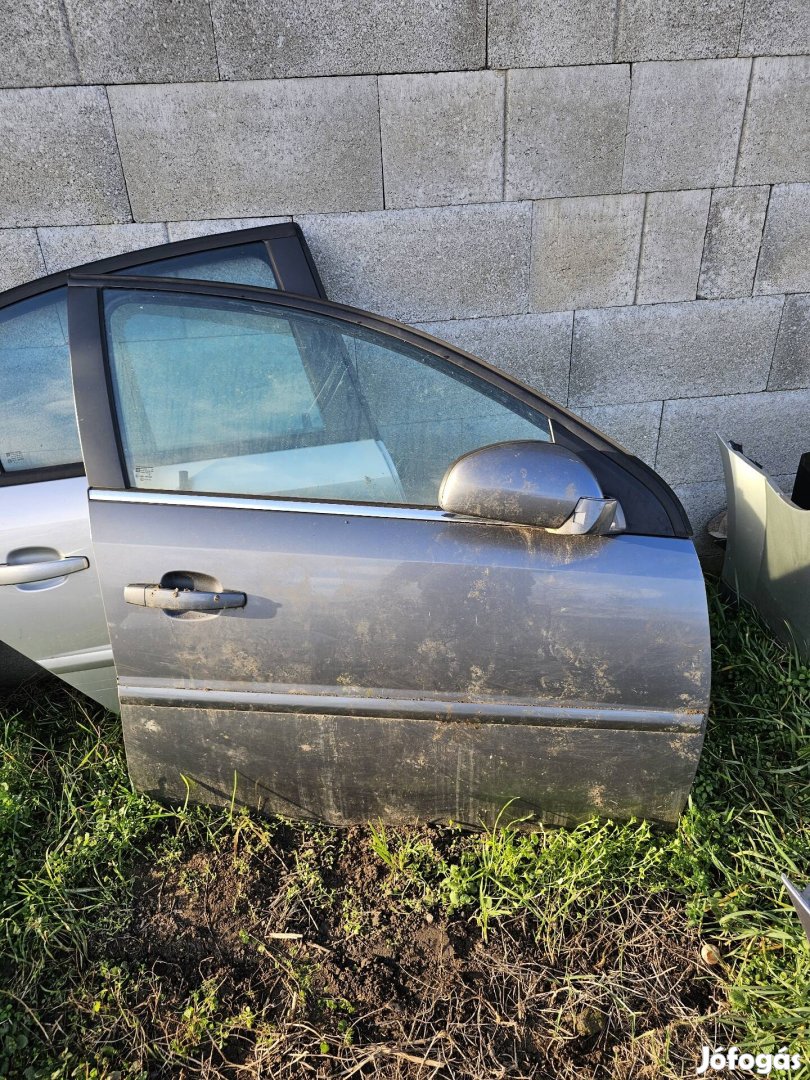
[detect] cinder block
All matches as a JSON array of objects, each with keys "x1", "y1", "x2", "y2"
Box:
[
  {"x1": 697, "y1": 187, "x2": 769, "y2": 300},
  {"x1": 0, "y1": 87, "x2": 130, "y2": 227},
  {"x1": 739, "y1": 0, "x2": 810, "y2": 56},
  {"x1": 754, "y1": 184, "x2": 810, "y2": 295},
  {"x1": 0, "y1": 0, "x2": 77, "y2": 88},
  {"x1": 414, "y1": 312, "x2": 572, "y2": 404},
  {"x1": 380, "y1": 73, "x2": 504, "y2": 209},
  {"x1": 768, "y1": 294, "x2": 810, "y2": 390},
  {"x1": 210, "y1": 0, "x2": 485, "y2": 78},
  {"x1": 614, "y1": 0, "x2": 744, "y2": 61},
  {"x1": 622, "y1": 59, "x2": 749, "y2": 192},
  {"x1": 0, "y1": 229, "x2": 46, "y2": 291},
  {"x1": 736, "y1": 57, "x2": 810, "y2": 186},
  {"x1": 656, "y1": 389, "x2": 810, "y2": 484},
  {"x1": 295, "y1": 203, "x2": 531, "y2": 322},
  {"x1": 505, "y1": 66, "x2": 630, "y2": 200},
  {"x1": 488, "y1": 0, "x2": 614, "y2": 67},
  {"x1": 530, "y1": 195, "x2": 644, "y2": 312},
  {"x1": 108, "y1": 80, "x2": 383, "y2": 222},
  {"x1": 37, "y1": 224, "x2": 169, "y2": 273},
  {"x1": 577, "y1": 401, "x2": 663, "y2": 466},
  {"x1": 64, "y1": 0, "x2": 218, "y2": 83},
  {"x1": 570, "y1": 297, "x2": 782, "y2": 405},
  {"x1": 636, "y1": 190, "x2": 711, "y2": 305},
  {"x1": 166, "y1": 218, "x2": 291, "y2": 241}
]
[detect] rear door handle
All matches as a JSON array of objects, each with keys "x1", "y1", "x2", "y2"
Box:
[
  {"x1": 0, "y1": 556, "x2": 89, "y2": 586},
  {"x1": 124, "y1": 584, "x2": 247, "y2": 612}
]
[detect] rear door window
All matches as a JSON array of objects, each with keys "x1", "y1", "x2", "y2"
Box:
[
  {"x1": 0, "y1": 290, "x2": 76, "y2": 472},
  {"x1": 115, "y1": 242, "x2": 277, "y2": 288},
  {"x1": 0, "y1": 230, "x2": 310, "y2": 481}
]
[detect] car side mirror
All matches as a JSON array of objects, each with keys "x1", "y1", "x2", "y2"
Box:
[{"x1": 438, "y1": 440, "x2": 625, "y2": 535}]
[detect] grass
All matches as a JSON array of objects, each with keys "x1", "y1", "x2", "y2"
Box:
[{"x1": 0, "y1": 583, "x2": 808, "y2": 1077}]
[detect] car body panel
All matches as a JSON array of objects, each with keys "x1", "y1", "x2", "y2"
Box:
[
  {"x1": 64, "y1": 274, "x2": 710, "y2": 824},
  {"x1": 93, "y1": 497, "x2": 708, "y2": 826},
  {"x1": 720, "y1": 437, "x2": 810, "y2": 661},
  {"x1": 91, "y1": 498, "x2": 709, "y2": 712}
]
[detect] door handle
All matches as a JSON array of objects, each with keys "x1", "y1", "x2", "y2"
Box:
[
  {"x1": 124, "y1": 583, "x2": 247, "y2": 612},
  {"x1": 0, "y1": 555, "x2": 89, "y2": 586}
]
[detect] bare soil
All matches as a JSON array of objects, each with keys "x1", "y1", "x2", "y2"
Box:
[{"x1": 84, "y1": 824, "x2": 723, "y2": 1079}]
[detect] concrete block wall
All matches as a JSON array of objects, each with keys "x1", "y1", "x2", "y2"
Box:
[{"x1": 1, "y1": 1, "x2": 808, "y2": 548}]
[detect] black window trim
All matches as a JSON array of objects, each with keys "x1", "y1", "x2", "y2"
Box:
[
  {"x1": 0, "y1": 222, "x2": 324, "y2": 488},
  {"x1": 67, "y1": 273, "x2": 691, "y2": 539}
]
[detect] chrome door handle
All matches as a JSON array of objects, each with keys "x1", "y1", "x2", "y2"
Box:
[
  {"x1": 0, "y1": 556, "x2": 89, "y2": 586},
  {"x1": 124, "y1": 584, "x2": 247, "y2": 612}
]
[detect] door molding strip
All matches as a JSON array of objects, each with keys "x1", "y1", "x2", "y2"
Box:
[
  {"x1": 43, "y1": 645, "x2": 115, "y2": 675},
  {"x1": 118, "y1": 683, "x2": 704, "y2": 734}
]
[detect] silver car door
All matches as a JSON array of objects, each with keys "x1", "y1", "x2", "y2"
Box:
[
  {"x1": 0, "y1": 225, "x2": 324, "y2": 708},
  {"x1": 68, "y1": 275, "x2": 710, "y2": 826}
]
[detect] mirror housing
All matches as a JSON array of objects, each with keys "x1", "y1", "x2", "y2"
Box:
[{"x1": 439, "y1": 440, "x2": 624, "y2": 535}]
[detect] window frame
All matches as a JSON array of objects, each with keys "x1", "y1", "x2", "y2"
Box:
[
  {"x1": 67, "y1": 273, "x2": 691, "y2": 538},
  {"x1": 0, "y1": 223, "x2": 324, "y2": 488}
]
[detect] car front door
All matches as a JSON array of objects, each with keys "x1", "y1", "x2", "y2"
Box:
[
  {"x1": 0, "y1": 226, "x2": 324, "y2": 707},
  {"x1": 67, "y1": 274, "x2": 710, "y2": 826}
]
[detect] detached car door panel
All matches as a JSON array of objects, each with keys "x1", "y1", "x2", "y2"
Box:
[
  {"x1": 0, "y1": 225, "x2": 324, "y2": 706},
  {"x1": 68, "y1": 276, "x2": 710, "y2": 826}
]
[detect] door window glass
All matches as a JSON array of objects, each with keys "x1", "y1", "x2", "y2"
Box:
[
  {"x1": 342, "y1": 331, "x2": 552, "y2": 504},
  {"x1": 0, "y1": 290, "x2": 78, "y2": 472},
  {"x1": 0, "y1": 242, "x2": 278, "y2": 474},
  {"x1": 103, "y1": 290, "x2": 552, "y2": 506}
]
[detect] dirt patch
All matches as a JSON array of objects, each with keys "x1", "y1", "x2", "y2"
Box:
[{"x1": 69, "y1": 821, "x2": 726, "y2": 1078}]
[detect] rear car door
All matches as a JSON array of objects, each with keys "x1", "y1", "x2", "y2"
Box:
[
  {"x1": 0, "y1": 225, "x2": 323, "y2": 708},
  {"x1": 68, "y1": 275, "x2": 710, "y2": 826}
]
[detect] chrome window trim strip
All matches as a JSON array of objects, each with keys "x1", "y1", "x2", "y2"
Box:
[{"x1": 90, "y1": 487, "x2": 469, "y2": 523}]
